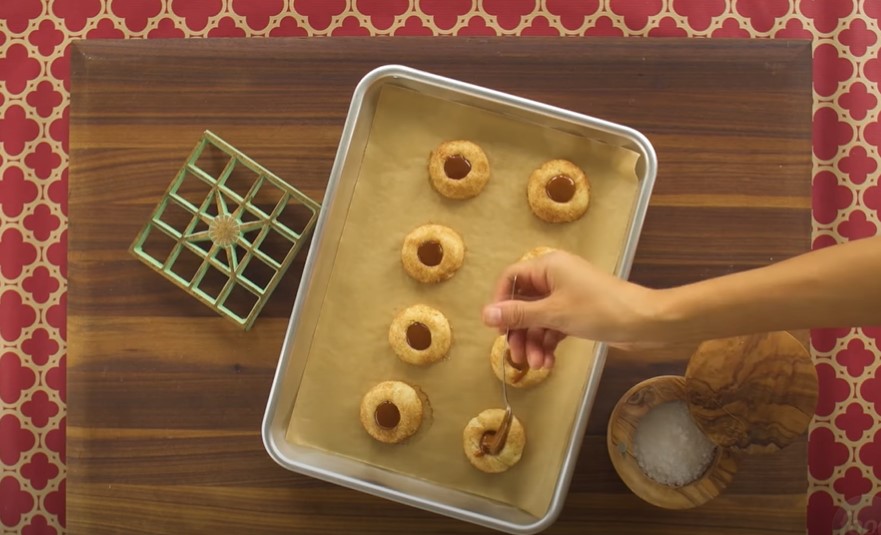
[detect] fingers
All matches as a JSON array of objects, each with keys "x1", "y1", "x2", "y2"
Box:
[
  {"x1": 490, "y1": 257, "x2": 555, "y2": 304},
  {"x1": 520, "y1": 328, "x2": 565, "y2": 370},
  {"x1": 507, "y1": 329, "x2": 527, "y2": 366},
  {"x1": 541, "y1": 330, "x2": 564, "y2": 369},
  {"x1": 483, "y1": 252, "x2": 574, "y2": 370},
  {"x1": 482, "y1": 298, "x2": 556, "y2": 331},
  {"x1": 505, "y1": 327, "x2": 565, "y2": 370},
  {"x1": 525, "y1": 327, "x2": 545, "y2": 369},
  {"x1": 542, "y1": 329, "x2": 565, "y2": 354}
]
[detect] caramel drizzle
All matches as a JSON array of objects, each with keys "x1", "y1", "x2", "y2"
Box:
[
  {"x1": 505, "y1": 350, "x2": 528, "y2": 384},
  {"x1": 480, "y1": 407, "x2": 513, "y2": 456}
]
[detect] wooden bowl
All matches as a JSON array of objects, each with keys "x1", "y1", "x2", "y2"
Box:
[{"x1": 607, "y1": 375, "x2": 738, "y2": 509}]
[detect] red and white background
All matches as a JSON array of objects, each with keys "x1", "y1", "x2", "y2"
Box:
[{"x1": 0, "y1": 1, "x2": 878, "y2": 533}]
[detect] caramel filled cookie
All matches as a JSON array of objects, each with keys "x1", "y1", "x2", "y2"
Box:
[
  {"x1": 428, "y1": 140, "x2": 490, "y2": 199},
  {"x1": 401, "y1": 224, "x2": 465, "y2": 283},
  {"x1": 489, "y1": 335, "x2": 550, "y2": 388},
  {"x1": 360, "y1": 381, "x2": 424, "y2": 444},
  {"x1": 527, "y1": 159, "x2": 590, "y2": 223},
  {"x1": 389, "y1": 304, "x2": 452, "y2": 366},
  {"x1": 519, "y1": 246, "x2": 556, "y2": 262},
  {"x1": 463, "y1": 408, "x2": 526, "y2": 473}
]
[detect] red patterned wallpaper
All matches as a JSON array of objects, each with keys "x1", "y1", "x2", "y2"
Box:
[{"x1": 1, "y1": 1, "x2": 878, "y2": 534}]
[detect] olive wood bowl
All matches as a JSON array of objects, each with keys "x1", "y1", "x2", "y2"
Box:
[{"x1": 607, "y1": 375, "x2": 738, "y2": 509}]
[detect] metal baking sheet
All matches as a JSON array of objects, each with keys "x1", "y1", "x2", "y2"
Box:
[{"x1": 263, "y1": 65, "x2": 657, "y2": 534}]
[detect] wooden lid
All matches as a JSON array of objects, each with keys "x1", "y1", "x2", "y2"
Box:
[{"x1": 684, "y1": 331, "x2": 818, "y2": 455}]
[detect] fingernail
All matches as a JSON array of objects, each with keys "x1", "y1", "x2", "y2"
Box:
[{"x1": 483, "y1": 306, "x2": 501, "y2": 327}]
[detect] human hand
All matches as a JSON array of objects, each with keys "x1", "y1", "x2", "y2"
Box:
[{"x1": 482, "y1": 251, "x2": 662, "y2": 369}]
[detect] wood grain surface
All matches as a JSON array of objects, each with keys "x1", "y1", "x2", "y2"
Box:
[
  {"x1": 607, "y1": 375, "x2": 739, "y2": 510},
  {"x1": 69, "y1": 38, "x2": 813, "y2": 534},
  {"x1": 685, "y1": 331, "x2": 818, "y2": 455}
]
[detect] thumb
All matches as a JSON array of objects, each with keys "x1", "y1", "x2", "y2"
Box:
[{"x1": 482, "y1": 299, "x2": 551, "y2": 330}]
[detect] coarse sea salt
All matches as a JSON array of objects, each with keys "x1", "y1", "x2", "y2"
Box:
[{"x1": 632, "y1": 400, "x2": 716, "y2": 487}]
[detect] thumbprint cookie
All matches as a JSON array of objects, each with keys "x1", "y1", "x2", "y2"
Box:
[
  {"x1": 401, "y1": 224, "x2": 465, "y2": 283},
  {"x1": 519, "y1": 246, "x2": 557, "y2": 262},
  {"x1": 463, "y1": 408, "x2": 526, "y2": 473},
  {"x1": 428, "y1": 140, "x2": 491, "y2": 199},
  {"x1": 360, "y1": 381, "x2": 425, "y2": 444},
  {"x1": 489, "y1": 335, "x2": 551, "y2": 389},
  {"x1": 389, "y1": 304, "x2": 452, "y2": 366},
  {"x1": 527, "y1": 159, "x2": 590, "y2": 223}
]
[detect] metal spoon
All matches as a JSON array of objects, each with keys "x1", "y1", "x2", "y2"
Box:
[{"x1": 483, "y1": 275, "x2": 517, "y2": 455}]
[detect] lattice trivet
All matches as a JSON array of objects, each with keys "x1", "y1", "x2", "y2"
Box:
[{"x1": 131, "y1": 130, "x2": 320, "y2": 330}]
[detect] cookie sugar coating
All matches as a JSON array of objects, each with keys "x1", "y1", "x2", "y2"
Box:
[
  {"x1": 401, "y1": 224, "x2": 465, "y2": 283},
  {"x1": 519, "y1": 246, "x2": 556, "y2": 262},
  {"x1": 463, "y1": 408, "x2": 526, "y2": 473},
  {"x1": 489, "y1": 335, "x2": 551, "y2": 388},
  {"x1": 360, "y1": 381, "x2": 425, "y2": 444},
  {"x1": 389, "y1": 304, "x2": 452, "y2": 366},
  {"x1": 429, "y1": 140, "x2": 491, "y2": 199},
  {"x1": 527, "y1": 159, "x2": 590, "y2": 223}
]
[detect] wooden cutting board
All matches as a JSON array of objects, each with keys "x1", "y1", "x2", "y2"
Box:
[{"x1": 69, "y1": 37, "x2": 812, "y2": 534}]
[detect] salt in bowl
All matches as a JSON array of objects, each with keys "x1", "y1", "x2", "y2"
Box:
[{"x1": 607, "y1": 375, "x2": 738, "y2": 509}]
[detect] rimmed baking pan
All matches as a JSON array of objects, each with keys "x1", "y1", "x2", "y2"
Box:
[{"x1": 263, "y1": 65, "x2": 657, "y2": 534}]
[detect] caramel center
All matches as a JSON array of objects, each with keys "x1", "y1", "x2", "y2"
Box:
[
  {"x1": 504, "y1": 350, "x2": 528, "y2": 371},
  {"x1": 546, "y1": 174, "x2": 576, "y2": 203},
  {"x1": 374, "y1": 401, "x2": 401, "y2": 429},
  {"x1": 406, "y1": 322, "x2": 432, "y2": 350},
  {"x1": 444, "y1": 154, "x2": 471, "y2": 179},
  {"x1": 417, "y1": 240, "x2": 444, "y2": 267},
  {"x1": 479, "y1": 414, "x2": 513, "y2": 456},
  {"x1": 504, "y1": 350, "x2": 528, "y2": 384},
  {"x1": 479, "y1": 431, "x2": 497, "y2": 455}
]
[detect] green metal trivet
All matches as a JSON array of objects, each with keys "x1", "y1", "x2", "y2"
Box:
[{"x1": 130, "y1": 130, "x2": 321, "y2": 330}]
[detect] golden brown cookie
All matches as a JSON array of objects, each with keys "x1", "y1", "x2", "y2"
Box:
[
  {"x1": 389, "y1": 304, "x2": 452, "y2": 366},
  {"x1": 463, "y1": 408, "x2": 526, "y2": 473},
  {"x1": 428, "y1": 140, "x2": 491, "y2": 199},
  {"x1": 527, "y1": 159, "x2": 590, "y2": 223},
  {"x1": 360, "y1": 381, "x2": 424, "y2": 444},
  {"x1": 401, "y1": 224, "x2": 465, "y2": 284},
  {"x1": 489, "y1": 335, "x2": 551, "y2": 388},
  {"x1": 519, "y1": 246, "x2": 556, "y2": 262}
]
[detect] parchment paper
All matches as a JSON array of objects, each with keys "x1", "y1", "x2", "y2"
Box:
[{"x1": 286, "y1": 84, "x2": 640, "y2": 517}]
